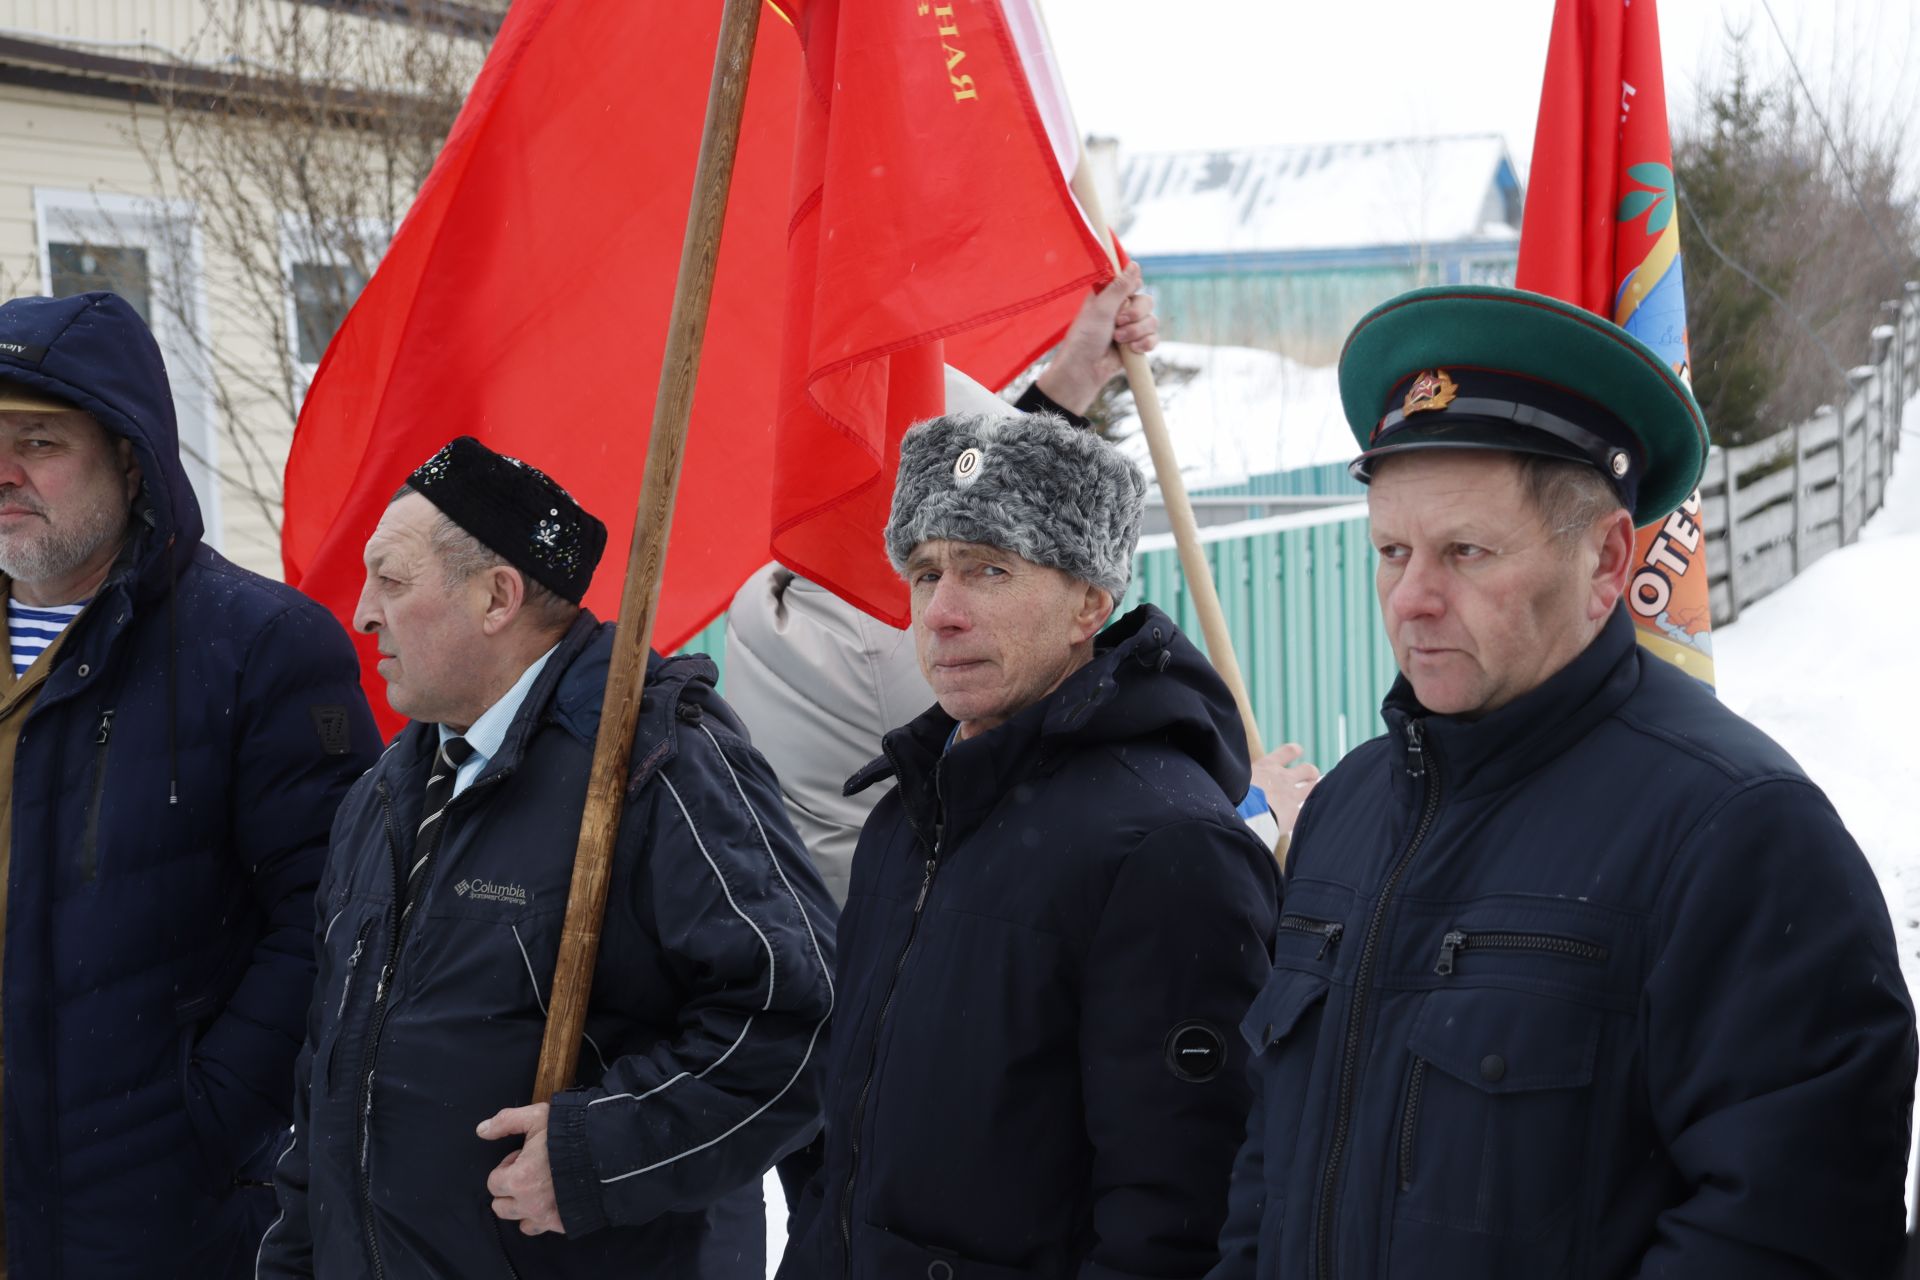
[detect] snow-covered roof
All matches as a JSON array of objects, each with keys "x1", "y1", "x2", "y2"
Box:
[{"x1": 1117, "y1": 134, "x2": 1522, "y2": 258}]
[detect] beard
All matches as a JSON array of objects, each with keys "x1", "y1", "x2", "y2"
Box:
[{"x1": 0, "y1": 485, "x2": 130, "y2": 592}]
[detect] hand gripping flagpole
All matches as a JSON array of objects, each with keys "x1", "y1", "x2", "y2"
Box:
[
  {"x1": 532, "y1": 0, "x2": 763, "y2": 1103},
  {"x1": 1064, "y1": 167, "x2": 1267, "y2": 764}
]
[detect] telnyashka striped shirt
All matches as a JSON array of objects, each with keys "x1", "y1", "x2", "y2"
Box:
[{"x1": 8, "y1": 598, "x2": 86, "y2": 678}]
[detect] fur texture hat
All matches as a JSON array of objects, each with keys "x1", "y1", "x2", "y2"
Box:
[{"x1": 885, "y1": 412, "x2": 1147, "y2": 599}]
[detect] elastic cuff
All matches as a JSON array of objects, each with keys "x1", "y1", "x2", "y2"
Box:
[
  {"x1": 1013, "y1": 382, "x2": 1093, "y2": 430},
  {"x1": 545, "y1": 1089, "x2": 611, "y2": 1236}
]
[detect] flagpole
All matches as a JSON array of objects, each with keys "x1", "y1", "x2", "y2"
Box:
[
  {"x1": 532, "y1": 0, "x2": 763, "y2": 1103},
  {"x1": 1065, "y1": 166, "x2": 1267, "y2": 762}
]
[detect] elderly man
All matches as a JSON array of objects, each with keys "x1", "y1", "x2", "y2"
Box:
[
  {"x1": 727, "y1": 265, "x2": 1316, "y2": 903},
  {"x1": 1212, "y1": 285, "x2": 1916, "y2": 1280},
  {"x1": 0, "y1": 291, "x2": 380, "y2": 1277},
  {"x1": 257, "y1": 438, "x2": 836, "y2": 1278},
  {"x1": 780, "y1": 412, "x2": 1280, "y2": 1277}
]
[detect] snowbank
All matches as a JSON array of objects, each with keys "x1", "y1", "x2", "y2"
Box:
[{"x1": 1111, "y1": 340, "x2": 1357, "y2": 486}]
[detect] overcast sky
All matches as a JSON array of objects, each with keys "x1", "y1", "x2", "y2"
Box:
[{"x1": 1047, "y1": 0, "x2": 1920, "y2": 187}]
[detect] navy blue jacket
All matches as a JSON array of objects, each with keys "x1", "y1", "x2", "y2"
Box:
[
  {"x1": 258, "y1": 617, "x2": 837, "y2": 1278},
  {"x1": 1213, "y1": 607, "x2": 1916, "y2": 1280},
  {"x1": 782, "y1": 604, "x2": 1281, "y2": 1279},
  {"x1": 0, "y1": 292, "x2": 381, "y2": 1276}
]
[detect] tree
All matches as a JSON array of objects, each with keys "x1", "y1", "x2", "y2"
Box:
[
  {"x1": 1674, "y1": 30, "x2": 1920, "y2": 446},
  {"x1": 117, "y1": 1, "x2": 495, "y2": 537}
]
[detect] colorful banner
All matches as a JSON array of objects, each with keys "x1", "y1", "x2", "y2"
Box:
[{"x1": 1516, "y1": 0, "x2": 1715, "y2": 687}]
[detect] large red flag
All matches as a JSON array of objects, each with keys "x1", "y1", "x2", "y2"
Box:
[
  {"x1": 284, "y1": 0, "x2": 1107, "y2": 733},
  {"x1": 768, "y1": 0, "x2": 1115, "y2": 624},
  {"x1": 1516, "y1": 0, "x2": 1715, "y2": 687}
]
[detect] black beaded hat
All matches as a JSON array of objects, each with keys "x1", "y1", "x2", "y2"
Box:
[{"x1": 406, "y1": 436, "x2": 607, "y2": 604}]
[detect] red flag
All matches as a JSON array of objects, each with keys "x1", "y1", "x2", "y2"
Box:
[
  {"x1": 768, "y1": 0, "x2": 1115, "y2": 624},
  {"x1": 1516, "y1": 0, "x2": 1715, "y2": 687},
  {"x1": 283, "y1": 0, "x2": 1108, "y2": 734}
]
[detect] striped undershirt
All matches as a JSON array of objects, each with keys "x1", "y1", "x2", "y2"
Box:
[{"x1": 8, "y1": 597, "x2": 86, "y2": 678}]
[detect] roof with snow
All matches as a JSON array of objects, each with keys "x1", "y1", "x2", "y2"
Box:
[{"x1": 1117, "y1": 134, "x2": 1523, "y2": 259}]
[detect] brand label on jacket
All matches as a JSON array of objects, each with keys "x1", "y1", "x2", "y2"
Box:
[{"x1": 454, "y1": 878, "x2": 528, "y2": 906}]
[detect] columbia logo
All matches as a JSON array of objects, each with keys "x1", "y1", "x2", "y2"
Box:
[
  {"x1": 454, "y1": 878, "x2": 528, "y2": 906},
  {"x1": 455, "y1": 879, "x2": 472, "y2": 896}
]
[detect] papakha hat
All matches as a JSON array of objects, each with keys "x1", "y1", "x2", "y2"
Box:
[
  {"x1": 407, "y1": 436, "x2": 608, "y2": 605},
  {"x1": 1339, "y1": 285, "x2": 1708, "y2": 523},
  {"x1": 885, "y1": 411, "x2": 1146, "y2": 600}
]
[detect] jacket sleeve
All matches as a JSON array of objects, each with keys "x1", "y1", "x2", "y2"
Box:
[
  {"x1": 546, "y1": 713, "x2": 838, "y2": 1235},
  {"x1": 1078, "y1": 819, "x2": 1280, "y2": 1280},
  {"x1": 253, "y1": 832, "x2": 345, "y2": 1279},
  {"x1": 1636, "y1": 778, "x2": 1916, "y2": 1279},
  {"x1": 192, "y1": 602, "x2": 381, "y2": 1176},
  {"x1": 1206, "y1": 1079, "x2": 1268, "y2": 1280}
]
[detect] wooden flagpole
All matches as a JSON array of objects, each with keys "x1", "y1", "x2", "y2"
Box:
[
  {"x1": 532, "y1": 0, "x2": 764, "y2": 1102},
  {"x1": 1065, "y1": 166, "x2": 1266, "y2": 761}
]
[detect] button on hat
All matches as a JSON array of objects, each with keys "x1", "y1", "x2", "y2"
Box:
[
  {"x1": 406, "y1": 436, "x2": 608, "y2": 605},
  {"x1": 1338, "y1": 285, "x2": 1709, "y2": 524}
]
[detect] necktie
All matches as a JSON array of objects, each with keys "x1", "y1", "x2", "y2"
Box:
[{"x1": 405, "y1": 735, "x2": 473, "y2": 921}]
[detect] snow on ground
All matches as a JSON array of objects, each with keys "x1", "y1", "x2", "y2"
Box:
[
  {"x1": 1715, "y1": 392, "x2": 1920, "y2": 1206},
  {"x1": 1110, "y1": 340, "x2": 1356, "y2": 485}
]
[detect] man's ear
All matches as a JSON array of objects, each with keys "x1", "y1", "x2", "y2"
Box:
[
  {"x1": 1071, "y1": 582, "x2": 1115, "y2": 644},
  {"x1": 478, "y1": 565, "x2": 527, "y2": 636},
  {"x1": 1589, "y1": 507, "x2": 1636, "y2": 621}
]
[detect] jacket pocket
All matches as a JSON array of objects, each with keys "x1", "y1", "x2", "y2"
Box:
[
  {"x1": 1389, "y1": 985, "x2": 1600, "y2": 1260},
  {"x1": 321, "y1": 914, "x2": 379, "y2": 1090},
  {"x1": 1239, "y1": 968, "x2": 1331, "y2": 1212},
  {"x1": 851, "y1": 1220, "x2": 1051, "y2": 1280}
]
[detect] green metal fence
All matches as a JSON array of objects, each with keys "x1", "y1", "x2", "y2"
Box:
[{"x1": 676, "y1": 464, "x2": 1398, "y2": 766}]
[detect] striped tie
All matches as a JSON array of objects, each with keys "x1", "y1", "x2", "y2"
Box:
[{"x1": 404, "y1": 736, "x2": 474, "y2": 921}]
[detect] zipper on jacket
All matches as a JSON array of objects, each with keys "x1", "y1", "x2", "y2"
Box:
[
  {"x1": 840, "y1": 748, "x2": 945, "y2": 1274},
  {"x1": 1434, "y1": 929, "x2": 1609, "y2": 977},
  {"x1": 326, "y1": 918, "x2": 378, "y2": 1083},
  {"x1": 1315, "y1": 718, "x2": 1440, "y2": 1280},
  {"x1": 78, "y1": 709, "x2": 114, "y2": 883},
  {"x1": 356, "y1": 771, "x2": 506, "y2": 1278},
  {"x1": 1277, "y1": 914, "x2": 1344, "y2": 960},
  {"x1": 1397, "y1": 1057, "x2": 1428, "y2": 1191}
]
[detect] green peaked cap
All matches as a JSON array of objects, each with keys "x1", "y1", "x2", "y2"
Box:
[{"x1": 1338, "y1": 285, "x2": 1709, "y2": 524}]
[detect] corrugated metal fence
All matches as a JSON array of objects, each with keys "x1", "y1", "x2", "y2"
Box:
[{"x1": 677, "y1": 456, "x2": 1400, "y2": 768}]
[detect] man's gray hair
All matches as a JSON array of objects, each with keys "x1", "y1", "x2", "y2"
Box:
[
  {"x1": 392, "y1": 483, "x2": 579, "y2": 631},
  {"x1": 1516, "y1": 455, "x2": 1626, "y2": 546}
]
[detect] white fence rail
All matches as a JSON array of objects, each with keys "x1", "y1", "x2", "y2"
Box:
[{"x1": 1701, "y1": 281, "x2": 1920, "y2": 624}]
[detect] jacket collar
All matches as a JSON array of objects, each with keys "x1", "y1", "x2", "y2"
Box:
[{"x1": 1381, "y1": 604, "x2": 1642, "y2": 800}]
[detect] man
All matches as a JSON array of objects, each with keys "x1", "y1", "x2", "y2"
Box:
[
  {"x1": 0, "y1": 291, "x2": 380, "y2": 1277},
  {"x1": 1213, "y1": 285, "x2": 1917, "y2": 1279},
  {"x1": 780, "y1": 411, "x2": 1281, "y2": 1277},
  {"x1": 727, "y1": 264, "x2": 1317, "y2": 901},
  {"x1": 259, "y1": 437, "x2": 835, "y2": 1278}
]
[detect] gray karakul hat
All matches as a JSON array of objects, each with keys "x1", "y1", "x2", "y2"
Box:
[{"x1": 885, "y1": 412, "x2": 1147, "y2": 599}]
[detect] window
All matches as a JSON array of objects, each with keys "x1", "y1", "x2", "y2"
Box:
[
  {"x1": 291, "y1": 259, "x2": 368, "y2": 364},
  {"x1": 48, "y1": 244, "x2": 155, "y2": 321}
]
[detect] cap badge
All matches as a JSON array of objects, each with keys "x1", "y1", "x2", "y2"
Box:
[
  {"x1": 953, "y1": 446, "x2": 984, "y2": 488},
  {"x1": 1403, "y1": 369, "x2": 1459, "y2": 416}
]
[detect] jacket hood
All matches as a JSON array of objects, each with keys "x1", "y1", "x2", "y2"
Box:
[
  {"x1": 851, "y1": 603, "x2": 1253, "y2": 815},
  {"x1": 0, "y1": 292, "x2": 203, "y2": 577}
]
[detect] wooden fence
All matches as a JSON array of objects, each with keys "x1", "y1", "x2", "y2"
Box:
[{"x1": 1702, "y1": 282, "x2": 1920, "y2": 624}]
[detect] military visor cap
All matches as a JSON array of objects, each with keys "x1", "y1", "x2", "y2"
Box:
[{"x1": 1339, "y1": 285, "x2": 1708, "y2": 523}]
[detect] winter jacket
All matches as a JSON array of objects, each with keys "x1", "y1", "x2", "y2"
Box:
[
  {"x1": 257, "y1": 615, "x2": 837, "y2": 1279},
  {"x1": 781, "y1": 604, "x2": 1281, "y2": 1279},
  {"x1": 1212, "y1": 606, "x2": 1917, "y2": 1280},
  {"x1": 0, "y1": 292, "x2": 381, "y2": 1277},
  {"x1": 724, "y1": 564, "x2": 932, "y2": 903}
]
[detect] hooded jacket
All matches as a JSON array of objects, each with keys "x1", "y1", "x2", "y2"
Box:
[
  {"x1": 257, "y1": 618, "x2": 837, "y2": 1279},
  {"x1": 1211, "y1": 607, "x2": 1916, "y2": 1280},
  {"x1": 0, "y1": 291, "x2": 381, "y2": 1276},
  {"x1": 781, "y1": 604, "x2": 1281, "y2": 1279}
]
